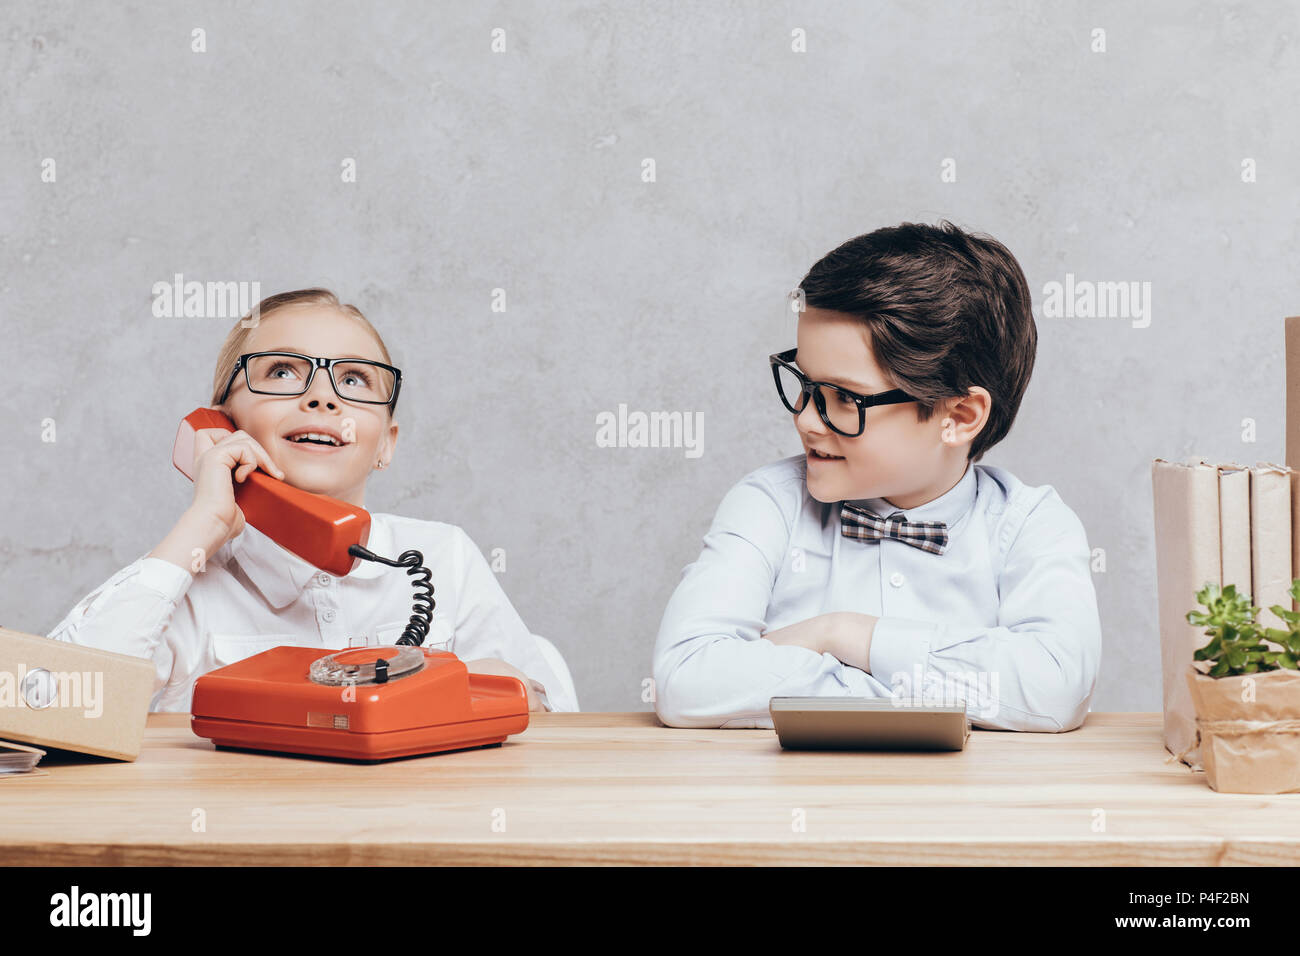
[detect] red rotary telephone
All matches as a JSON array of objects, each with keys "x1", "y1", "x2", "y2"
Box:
[{"x1": 172, "y1": 406, "x2": 530, "y2": 760}]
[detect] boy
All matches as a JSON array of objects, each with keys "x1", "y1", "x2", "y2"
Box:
[{"x1": 652, "y1": 220, "x2": 1101, "y2": 731}]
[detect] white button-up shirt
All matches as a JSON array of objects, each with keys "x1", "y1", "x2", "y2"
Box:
[
  {"x1": 48, "y1": 513, "x2": 577, "y2": 713},
  {"x1": 653, "y1": 456, "x2": 1102, "y2": 731}
]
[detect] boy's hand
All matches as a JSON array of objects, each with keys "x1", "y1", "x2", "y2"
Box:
[
  {"x1": 825, "y1": 612, "x2": 878, "y2": 672},
  {"x1": 760, "y1": 615, "x2": 834, "y2": 655},
  {"x1": 761, "y1": 612, "x2": 878, "y2": 673},
  {"x1": 463, "y1": 657, "x2": 548, "y2": 712}
]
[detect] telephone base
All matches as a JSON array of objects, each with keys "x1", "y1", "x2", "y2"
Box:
[
  {"x1": 195, "y1": 717, "x2": 520, "y2": 761},
  {"x1": 190, "y1": 645, "x2": 530, "y2": 761}
]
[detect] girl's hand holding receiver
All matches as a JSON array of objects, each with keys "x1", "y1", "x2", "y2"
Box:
[
  {"x1": 149, "y1": 426, "x2": 286, "y2": 573},
  {"x1": 186, "y1": 427, "x2": 285, "y2": 547}
]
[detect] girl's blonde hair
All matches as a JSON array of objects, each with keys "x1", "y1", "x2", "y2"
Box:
[{"x1": 210, "y1": 288, "x2": 396, "y2": 416}]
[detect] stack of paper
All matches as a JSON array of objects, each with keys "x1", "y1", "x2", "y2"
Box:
[{"x1": 0, "y1": 740, "x2": 45, "y2": 774}]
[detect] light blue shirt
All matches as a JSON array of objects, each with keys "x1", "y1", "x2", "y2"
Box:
[{"x1": 652, "y1": 456, "x2": 1102, "y2": 731}]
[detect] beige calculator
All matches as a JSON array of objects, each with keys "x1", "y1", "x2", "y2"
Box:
[{"x1": 770, "y1": 697, "x2": 971, "y2": 751}]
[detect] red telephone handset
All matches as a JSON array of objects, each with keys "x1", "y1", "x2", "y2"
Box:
[{"x1": 172, "y1": 407, "x2": 370, "y2": 576}]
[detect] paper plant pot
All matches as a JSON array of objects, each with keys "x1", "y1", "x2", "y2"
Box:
[{"x1": 1184, "y1": 666, "x2": 1300, "y2": 793}]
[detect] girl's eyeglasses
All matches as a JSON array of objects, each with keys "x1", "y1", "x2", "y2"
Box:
[
  {"x1": 219, "y1": 352, "x2": 402, "y2": 409},
  {"x1": 769, "y1": 348, "x2": 916, "y2": 437}
]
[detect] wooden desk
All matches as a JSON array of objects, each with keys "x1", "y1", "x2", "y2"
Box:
[{"x1": 1, "y1": 712, "x2": 1297, "y2": 865}]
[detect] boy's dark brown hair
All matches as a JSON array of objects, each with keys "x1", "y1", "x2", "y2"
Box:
[{"x1": 798, "y1": 220, "x2": 1036, "y2": 463}]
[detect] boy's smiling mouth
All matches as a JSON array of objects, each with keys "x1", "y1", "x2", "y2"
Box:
[{"x1": 807, "y1": 447, "x2": 844, "y2": 461}]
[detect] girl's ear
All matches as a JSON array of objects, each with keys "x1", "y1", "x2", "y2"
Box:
[{"x1": 211, "y1": 403, "x2": 236, "y2": 429}]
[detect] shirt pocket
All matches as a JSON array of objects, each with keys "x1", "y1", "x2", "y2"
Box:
[
  {"x1": 372, "y1": 618, "x2": 454, "y2": 651},
  {"x1": 210, "y1": 632, "x2": 302, "y2": 667}
]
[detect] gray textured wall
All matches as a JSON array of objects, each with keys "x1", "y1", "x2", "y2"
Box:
[{"x1": 4, "y1": 2, "x2": 1297, "y2": 713}]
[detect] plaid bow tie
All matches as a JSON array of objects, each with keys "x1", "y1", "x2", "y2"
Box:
[{"x1": 840, "y1": 503, "x2": 949, "y2": 555}]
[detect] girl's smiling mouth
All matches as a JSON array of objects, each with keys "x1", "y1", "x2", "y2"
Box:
[
  {"x1": 281, "y1": 425, "x2": 350, "y2": 453},
  {"x1": 283, "y1": 437, "x2": 347, "y2": 453}
]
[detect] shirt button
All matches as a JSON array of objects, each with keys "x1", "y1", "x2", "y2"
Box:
[
  {"x1": 316, "y1": 572, "x2": 332, "y2": 587},
  {"x1": 889, "y1": 572, "x2": 905, "y2": 588},
  {"x1": 321, "y1": 609, "x2": 337, "y2": 623}
]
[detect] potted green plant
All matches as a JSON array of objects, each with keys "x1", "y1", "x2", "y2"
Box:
[{"x1": 1183, "y1": 580, "x2": 1300, "y2": 793}]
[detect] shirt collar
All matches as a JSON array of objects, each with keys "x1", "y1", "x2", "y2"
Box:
[
  {"x1": 843, "y1": 461, "x2": 977, "y2": 527},
  {"x1": 228, "y1": 512, "x2": 393, "y2": 610}
]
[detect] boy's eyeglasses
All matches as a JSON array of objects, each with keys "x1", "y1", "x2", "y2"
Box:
[
  {"x1": 218, "y1": 351, "x2": 402, "y2": 409},
  {"x1": 769, "y1": 348, "x2": 916, "y2": 437}
]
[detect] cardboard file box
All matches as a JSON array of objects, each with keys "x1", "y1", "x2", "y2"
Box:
[{"x1": 0, "y1": 627, "x2": 154, "y2": 761}]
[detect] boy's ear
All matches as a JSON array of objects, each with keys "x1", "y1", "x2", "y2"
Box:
[{"x1": 943, "y1": 388, "x2": 992, "y2": 443}]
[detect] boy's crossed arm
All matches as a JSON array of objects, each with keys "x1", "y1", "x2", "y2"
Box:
[{"x1": 653, "y1": 478, "x2": 895, "y2": 729}]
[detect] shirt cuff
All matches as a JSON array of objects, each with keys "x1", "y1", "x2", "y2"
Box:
[
  {"x1": 133, "y1": 557, "x2": 194, "y2": 604},
  {"x1": 869, "y1": 616, "x2": 940, "y2": 693}
]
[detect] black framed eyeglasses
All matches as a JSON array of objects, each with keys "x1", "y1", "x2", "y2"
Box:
[
  {"x1": 218, "y1": 351, "x2": 402, "y2": 409},
  {"x1": 769, "y1": 348, "x2": 916, "y2": 437}
]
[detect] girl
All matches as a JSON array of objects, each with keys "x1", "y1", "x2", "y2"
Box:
[{"x1": 49, "y1": 288, "x2": 576, "y2": 713}]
